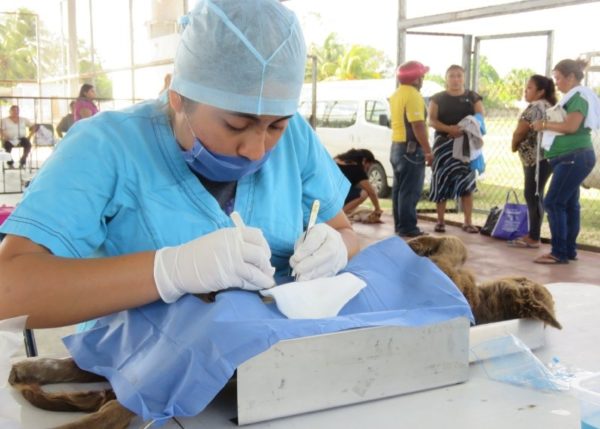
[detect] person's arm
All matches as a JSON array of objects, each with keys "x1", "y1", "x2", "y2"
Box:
[
  {"x1": 532, "y1": 111, "x2": 585, "y2": 134},
  {"x1": 56, "y1": 116, "x2": 67, "y2": 137},
  {"x1": 511, "y1": 119, "x2": 530, "y2": 152},
  {"x1": 0, "y1": 235, "x2": 158, "y2": 328},
  {"x1": 325, "y1": 209, "x2": 360, "y2": 259},
  {"x1": 410, "y1": 120, "x2": 433, "y2": 166},
  {"x1": 473, "y1": 99, "x2": 485, "y2": 116},
  {"x1": 357, "y1": 179, "x2": 382, "y2": 212},
  {"x1": 78, "y1": 107, "x2": 93, "y2": 119},
  {"x1": 27, "y1": 124, "x2": 38, "y2": 140},
  {"x1": 428, "y1": 100, "x2": 462, "y2": 138}
]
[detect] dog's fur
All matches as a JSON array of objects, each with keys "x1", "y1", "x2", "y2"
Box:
[
  {"x1": 10, "y1": 235, "x2": 561, "y2": 428},
  {"x1": 348, "y1": 208, "x2": 383, "y2": 224},
  {"x1": 407, "y1": 235, "x2": 562, "y2": 329}
]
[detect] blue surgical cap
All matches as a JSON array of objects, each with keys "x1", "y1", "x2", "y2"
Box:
[{"x1": 171, "y1": 0, "x2": 306, "y2": 116}]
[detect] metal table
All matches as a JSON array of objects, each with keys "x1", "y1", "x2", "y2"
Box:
[{"x1": 14, "y1": 283, "x2": 599, "y2": 429}]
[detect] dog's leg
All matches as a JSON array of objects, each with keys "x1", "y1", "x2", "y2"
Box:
[
  {"x1": 55, "y1": 399, "x2": 136, "y2": 429},
  {"x1": 10, "y1": 358, "x2": 105, "y2": 386},
  {"x1": 14, "y1": 383, "x2": 115, "y2": 412},
  {"x1": 10, "y1": 357, "x2": 115, "y2": 414}
]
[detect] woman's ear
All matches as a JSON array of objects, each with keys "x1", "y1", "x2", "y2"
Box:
[{"x1": 168, "y1": 90, "x2": 183, "y2": 113}]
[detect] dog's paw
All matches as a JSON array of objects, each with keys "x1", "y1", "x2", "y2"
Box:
[{"x1": 9, "y1": 360, "x2": 44, "y2": 385}]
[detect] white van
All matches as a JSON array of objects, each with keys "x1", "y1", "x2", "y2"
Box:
[{"x1": 299, "y1": 78, "x2": 442, "y2": 197}]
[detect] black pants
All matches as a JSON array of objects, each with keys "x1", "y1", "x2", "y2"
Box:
[
  {"x1": 523, "y1": 160, "x2": 552, "y2": 241},
  {"x1": 2, "y1": 137, "x2": 31, "y2": 166}
]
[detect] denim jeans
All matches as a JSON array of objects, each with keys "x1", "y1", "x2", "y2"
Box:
[
  {"x1": 523, "y1": 160, "x2": 552, "y2": 241},
  {"x1": 390, "y1": 142, "x2": 425, "y2": 235},
  {"x1": 544, "y1": 148, "x2": 596, "y2": 261}
]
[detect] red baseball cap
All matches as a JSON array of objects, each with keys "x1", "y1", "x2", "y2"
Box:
[{"x1": 396, "y1": 61, "x2": 429, "y2": 84}]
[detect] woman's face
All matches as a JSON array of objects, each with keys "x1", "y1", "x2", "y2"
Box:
[
  {"x1": 552, "y1": 70, "x2": 576, "y2": 94},
  {"x1": 173, "y1": 97, "x2": 291, "y2": 159},
  {"x1": 445, "y1": 69, "x2": 465, "y2": 92},
  {"x1": 85, "y1": 87, "x2": 97, "y2": 99},
  {"x1": 524, "y1": 79, "x2": 545, "y2": 103}
]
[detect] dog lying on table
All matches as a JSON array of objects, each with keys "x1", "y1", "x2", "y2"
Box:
[
  {"x1": 406, "y1": 235, "x2": 562, "y2": 329},
  {"x1": 9, "y1": 235, "x2": 561, "y2": 428}
]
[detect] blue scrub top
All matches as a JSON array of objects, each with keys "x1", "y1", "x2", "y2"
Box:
[{"x1": 0, "y1": 100, "x2": 349, "y2": 274}]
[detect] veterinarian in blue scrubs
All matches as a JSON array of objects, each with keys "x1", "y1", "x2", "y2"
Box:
[{"x1": 0, "y1": 0, "x2": 358, "y2": 328}]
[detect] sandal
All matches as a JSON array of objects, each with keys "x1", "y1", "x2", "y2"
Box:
[
  {"x1": 434, "y1": 223, "x2": 446, "y2": 233},
  {"x1": 507, "y1": 237, "x2": 540, "y2": 248},
  {"x1": 462, "y1": 224, "x2": 479, "y2": 233},
  {"x1": 533, "y1": 253, "x2": 568, "y2": 264}
]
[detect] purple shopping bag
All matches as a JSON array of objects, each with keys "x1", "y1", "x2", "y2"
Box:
[{"x1": 491, "y1": 190, "x2": 529, "y2": 241}]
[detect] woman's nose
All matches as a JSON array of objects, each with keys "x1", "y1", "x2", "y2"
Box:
[{"x1": 239, "y1": 129, "x2": 267, "y2": 160}]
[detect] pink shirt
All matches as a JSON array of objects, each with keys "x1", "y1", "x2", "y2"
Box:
[{"x1": 73, "y1": 98, "x2": 99, "y2": 122}]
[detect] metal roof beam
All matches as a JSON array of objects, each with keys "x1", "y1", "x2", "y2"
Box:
[{"x1": 398, "y1": 0, "x2": 600, "y2": 30}]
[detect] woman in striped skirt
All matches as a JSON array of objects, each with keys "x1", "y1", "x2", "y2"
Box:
[{"x1": 428, "y1": 64, "x2": 485, "y2": 233}]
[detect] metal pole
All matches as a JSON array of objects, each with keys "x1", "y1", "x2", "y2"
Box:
[
  {"x1": 67, "y1": 0, "x2": 78, "y2": 95},
  {"x1": 35, "y1": 15, "x2": 42, "y2": 99},
  {"x1": 23, "y1": 329, "x2": 38, "y2": 357},
  {"x1": 88, "y1": 0, "x2": 96, "y2": 86},
  {"x1": 546, "y1": 30, "x2": 554, "y2": 77},
  {"x1": 310, "y1": 55, "x2": 317, "y2": 130},
  {"x1": 396, "y1": 0, "x2": 406, "y2": 69},
  {"x1": 472, "y1": 38, "x2": 480, "y2": 92},
  {"x1": 462, "y1": 35, "x2": 472, "y2": 91},
  {"x1": 129, "y1": 0, "x2": 135, "y2": 102}
]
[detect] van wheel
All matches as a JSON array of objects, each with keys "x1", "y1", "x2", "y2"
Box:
[{"x1": 368, "y1": 163, "x2": 390, "y2": 198}]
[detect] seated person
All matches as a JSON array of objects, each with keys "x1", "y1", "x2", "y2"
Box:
[
  {"x1": 1, "y1": 105, "x2": 33, "y2": 168},
  {"x1": 334, "y1": 148, "x2": 383, "y2": 217},
  {"x1": 56, "y1": 101, "x2": 75, "y2": 138}
]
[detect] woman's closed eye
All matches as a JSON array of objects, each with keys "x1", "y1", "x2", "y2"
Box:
[{"x1": 224, "y1": 120, "x2": 250, "y2": 132}]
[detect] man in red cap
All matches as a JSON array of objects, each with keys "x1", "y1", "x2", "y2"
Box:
[{"x1": 388, "y1": 61, "x2": 433, "y2": 237}]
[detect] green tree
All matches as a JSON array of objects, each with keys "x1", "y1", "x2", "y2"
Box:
[
  {"x1": 306, "y1": 33, "x2": 345, "y2": 81},
  {"x1": 474, "y1": 56, "x2": 502, "y2": 109},
  {"x1": 305, "y1": 32, "x2": 393, "y2": 82},
  {"x1": 0, "y1": 7, "x2": 112, "y2": 97},
  {"x1": 0, "y1": 9, "x2": 38, "y2": 83},
  {"x1": 497, "y1": 68, "x2": 536, "y2": 105},
  {"x1": 336, "y1": 44, "x2": 393, "y2": 80}
]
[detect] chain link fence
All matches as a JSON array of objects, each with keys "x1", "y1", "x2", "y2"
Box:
[{"x1": 417, "y1": 104, "x2": 600, "y2": 250}]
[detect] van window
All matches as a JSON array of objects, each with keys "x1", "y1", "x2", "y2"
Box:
[
  {"x1": 365, "y1": 100, "x2": 388, "y2": 125},
  {"x1": 298, "y1": 101, "x2": 329, "y2": 127},
  {"x1": 325, "y1": 101, "x2": 358, "y2": 128}
]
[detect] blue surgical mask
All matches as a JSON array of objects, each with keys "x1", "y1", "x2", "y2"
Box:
[{"x1": 181, "y1": 115, "x2": 272, "y2": 182}]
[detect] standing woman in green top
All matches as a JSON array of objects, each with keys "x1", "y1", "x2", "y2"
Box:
[{"x1": 532, "y1": 59, "x2": 600, "y2": 264}]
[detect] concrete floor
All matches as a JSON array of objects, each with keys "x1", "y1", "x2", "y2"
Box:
[{"x1": 353, "y1": 212, "x2": 600, "y2": 285}]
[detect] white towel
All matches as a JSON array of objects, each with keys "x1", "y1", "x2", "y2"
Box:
[
  {"x1": 543, "y1": 86, "x2": 600, "y2": 151},
  {"x1": 260, "y1": 272, "x2": 366, "y2": 319},
  {"x1": 452, "y1": 115, "x2": 484, "y2": 162},
  {"x1": 560, "y1": 86, "x2": 600, "y2": 131}
]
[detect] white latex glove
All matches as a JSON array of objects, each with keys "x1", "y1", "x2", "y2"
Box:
[
  {"x1": 154, "y1": 227, "x2": 276, "y2": 303},
  {"x1": 289, "y1": 223, "x2": 348, "y2": 281}
]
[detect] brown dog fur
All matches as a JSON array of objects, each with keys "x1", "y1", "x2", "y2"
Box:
[
  {"x1": 348, "y1": 208, "x2": 383, "y2": 224},
  {"x1": 9, "y1": 358, "x2": 134, "y2": 429},
  {"x1": 407, "y1": 235, "x2": 562, "y2": 329}
]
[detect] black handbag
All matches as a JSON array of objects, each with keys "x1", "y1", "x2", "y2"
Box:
[{"x1": 480, "y1": 206, "x2": 502, "y2": 236}]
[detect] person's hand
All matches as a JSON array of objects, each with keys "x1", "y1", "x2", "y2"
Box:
[
  {"x1": 154, "y1": 227, "x2": 276, "y2": 303},
  {"x1": 531, "y1": 120, "x2": 546, "y2": 132},
  {"x1": 424, "y1": 151, "x2": 433, "y2": 166},
  {"x1": 290, "y1": 223, "x2": 348, "y2": 281},
  {"x1": 448, "y1": 125, "x2": 463, "y2": 138}
]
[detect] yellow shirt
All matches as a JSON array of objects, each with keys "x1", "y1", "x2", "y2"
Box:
[{"x1": 389, "y1": 84, "x2": 426, "y2": 143}]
